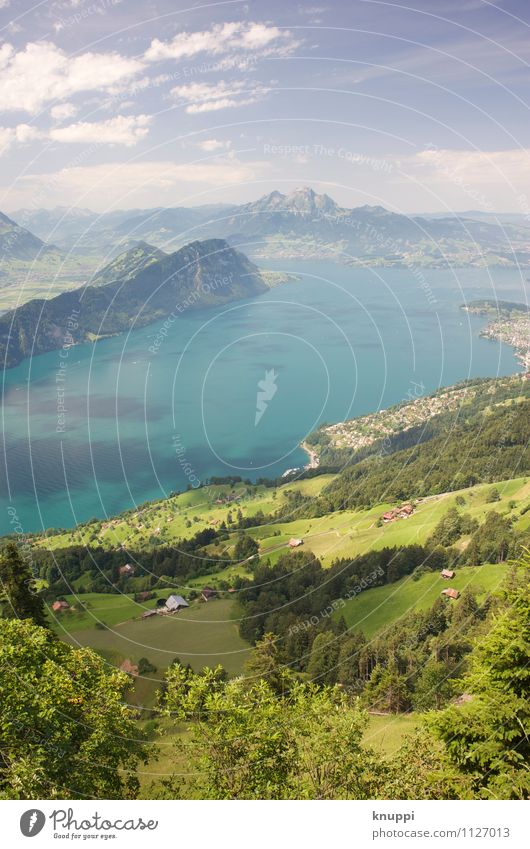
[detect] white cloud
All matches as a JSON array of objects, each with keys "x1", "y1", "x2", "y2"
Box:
[
  {"x1": 171, "y1": 80, "x2": 269, "y2": 113},
  {"x1": 407, "y1": 148, "x2": 530, "y2": 185},
  {"x1": 49, "y1": 114, "x2": 151, "y2": 146},
  {"x1": 196, "y1": 138, "x2": 232, "y2": 152},
  {"x1": 0, "y1": 115, "x2": 150, "y2": 156},
  {"x1": 50, "y1": 102, "x2": 78, "y2": 122},
  {"x1": 11, "y1": 157, "x2": 266, "y2": 209},
  {"x1": 145, "y1": 21, "x2": 300, "y2": 62},
  {"x1": 0, "y1": 123, "x2": 42, "y2": 154},
  {"x1": 0, "y1": 41, "x2": 144, "y2": 113}
]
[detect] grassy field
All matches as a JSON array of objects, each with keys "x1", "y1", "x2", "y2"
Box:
[
  {"x1": 41, "y1": 473, "x2": 528, "y2": 710},
  {"x1": 35, "y1": 476, "x2": 337, "y2": 552},
  {"x1": 254, "y1": 476, "x2": 530, "y2": 567},
  {"x1": 335, "y1": 562, "x2": 508, "y2": 639},
  {"x1": 59, "y1": 597, "x2": 250, "y2": 688},
  {"x1": 364, "y1": 713, "x2": 420, "y2": 756},
  {"x1": 0, "y1": 254, "x2": 98, "y2": 311},
  {"x1": 34, "y1": 475, "x2": 529, "y2": 578}
]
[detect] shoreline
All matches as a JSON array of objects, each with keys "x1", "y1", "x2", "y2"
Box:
[{"x1": 301, "y1": 440, "x2": 320, "y2": 470}]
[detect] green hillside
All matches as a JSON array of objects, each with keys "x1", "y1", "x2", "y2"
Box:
[
  {"x1": 336, "y1": 562, "x2": 508, "y2": 639},
  {"x1": 0, "y1": 239, "x2": 270, "y2": 368},
  {"x1": 57, "y1": 596, "x2": 250, "y2": 684}
]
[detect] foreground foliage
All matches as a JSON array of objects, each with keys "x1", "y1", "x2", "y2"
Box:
[
  {"x1": 0, "y1": 619, "x2": 148, "y2": 799},
  {"x1": 429, "y1": 562, "x2": 530, "y2": 799}
]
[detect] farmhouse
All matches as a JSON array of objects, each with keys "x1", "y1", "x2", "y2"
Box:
[
  {"x1": 119, "y1": 563, "x2": 135, "y2": 577},
  {"x1": 165, "y1": 594, "x2": 189, "y2": 613},
  {"x1": 52, "y1": 600, "x2": 69, "y2": 612},
  {"x1": 441, "y1": 588, "x2": 460, "y2": 600},
  {"x1": 141, "y1": 609, "x2": 158, "y2": 619},
  {"x1": 201, "y1": 587, "x2": 216, "y2": 602},
  {"x1": 288, "y1": 538, "x2": 304, "y2": 548},
  {"x1": 120, "y1": 659, "x2": 139, "y2": 676},
  {"x1": 135, "y1": 591, "x2": 152, "y2": 602},
  {"x1": 381, "y1": 503, "x2": 416, "y2": 523},
  {"x1": 441, "y1": 569, "x2": 455, "y2": 579}
]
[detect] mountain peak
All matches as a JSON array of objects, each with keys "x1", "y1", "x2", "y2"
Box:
[
  {"x1": 249, "y1": 187, "x2": 340, "y2": 216},
  {"x1": 285, "y1": 187, "x2": 339, "y2": 215}
]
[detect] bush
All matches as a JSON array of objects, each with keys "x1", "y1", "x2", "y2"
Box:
[{"x1": 138, "y1": 657, "x2": 157, "y2": 675}]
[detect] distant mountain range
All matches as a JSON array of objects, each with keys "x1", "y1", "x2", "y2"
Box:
[
  {"x1": 0, "y1": 239, "x2": 275, "y2": 369},
  {"x1": 10, "y1": 187, "x2": 530, "y2": 267},
  {"x1": 0, "y1": 210, "x2": 59, "y2": 261}
]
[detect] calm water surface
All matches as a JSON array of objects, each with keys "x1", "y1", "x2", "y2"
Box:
[{"x1": 1, "y1": 261, "x2": 527, "y2": 534}]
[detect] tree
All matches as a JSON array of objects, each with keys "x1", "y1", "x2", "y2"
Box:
[
  {"x1": 288, "y1": 683, "x2": 385, "y2": 799},
  {"x1": 159, "y1": 668, "x2": 385, "y2": 800},
  {"x1": 234, "y1": 533, "x2": 259, "y2": 561},
  {"x1": 428, "y1": 560, "x2": 530, "y2": 798},
  {"x1": 382, "y1": 729, "x2": 465, "y2": 800},
  {"x1": 0, "y1": 619, "x2": 147, "y2": 799},
  {"x1": 0, "y1": 543, "x2": 46, "y2": 627},
  {"x1": 337, "y1": 632, "x2": 366, "y2": 690},
  {"x1": 306, "y1": 631, "x2": 339, "y2": 685},
  {"x1": 465, "y1": 511, "x2": 516, "y2": 566},
  {"x1": 412, "y1": 660, "x2": 454, "y2": 711},
  {"x1": 244, "y1": 632, "x2": 293, "y2": 694},
  {"x1": 138, "y1": 657, "x2": 157, "y2": 675},
  {"x1": 363, "y1": 658, "x2": 411, "y2": 713},
  {"x1": 161, "y1": 674, "x2": 294, "y2": 799}
]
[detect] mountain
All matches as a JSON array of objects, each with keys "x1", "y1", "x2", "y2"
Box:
[
  {"x1": 9, "y1": 205, "x2": 235, "y2": 255},
  {"x1": 10, "y1": 188, "x2": 530, "y2": 266},
  {"x1": 0, "y1": 211, "x2": 58, "y2": 261},
  {"x1": 421, "y1": 210, "x2": 530, "y2": 227},
  {"x1": 0, "y1": 239, "x2": 270, "y2": 369},
  {"x1": 89, "y1": 242, "x2": 167, "y2": 286},
  {"x1": 217, "y1": 187, "x2": 530, "y2": 264}
]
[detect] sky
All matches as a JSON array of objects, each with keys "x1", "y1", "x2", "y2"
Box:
[{"x1": 0, "y1": 0, "x2": 529, "y2": 214}]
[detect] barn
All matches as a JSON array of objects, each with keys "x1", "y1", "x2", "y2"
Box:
[{"x1": 165, "y1": 594, "x2": 189, "y2": 612}]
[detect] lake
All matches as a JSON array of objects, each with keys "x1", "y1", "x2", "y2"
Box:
[{"x1": 1, "y1": 261, "x2": 527, "y2": 535}]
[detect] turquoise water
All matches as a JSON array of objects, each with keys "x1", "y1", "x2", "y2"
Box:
[{"x1": 1, "y1": 261, "x2": 527, "y2": 535}]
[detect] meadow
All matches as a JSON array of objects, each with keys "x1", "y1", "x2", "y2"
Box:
[
  {"x1": 57, "y1": 597, "x2": 250, "y2": 698},
  {"x1": 334, "y1": 562, "x2": 509, "y2": 639},
  {"x1": 36, "y1": 474, "x2": 529, "y2": 572}
]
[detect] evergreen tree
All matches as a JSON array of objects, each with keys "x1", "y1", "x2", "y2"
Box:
[
  {"x1": 0, "y1": 543, "x2": 47, "y2": 627},
  {"x1": 429, "y1": 561, "x2": 530, "y2": 798},
  {"x1": 244, "y1": 632, "x2": 293, "y2": 694},
  {"x1": 306, "y1": 631, "x2": 339, "y2": 685},
  {"x1": 363, "y1": 658, "x2": 411, "y2": 713},
  {"x1": 412, "y1": 661, "x2": 454, "y2": 711}
]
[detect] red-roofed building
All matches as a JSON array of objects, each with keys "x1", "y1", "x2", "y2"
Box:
[{"x1": 441, "y1": 588, "x2": 460, "y2": 600}]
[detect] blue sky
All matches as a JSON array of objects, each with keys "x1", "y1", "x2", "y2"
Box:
[{"x1": 0, "y1": 0, "x2": 529, "y2": 213}]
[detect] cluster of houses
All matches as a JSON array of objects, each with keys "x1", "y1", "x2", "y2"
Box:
[
  {"x1": 381, "y1": 503, "x2": 414, "y2": 523},
  {"x1": 440, "y1": 568, "x2": 460, "y2": 600},
  {"x1": 214, "y1": 492, "x2": 239, "y2": 505}
]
